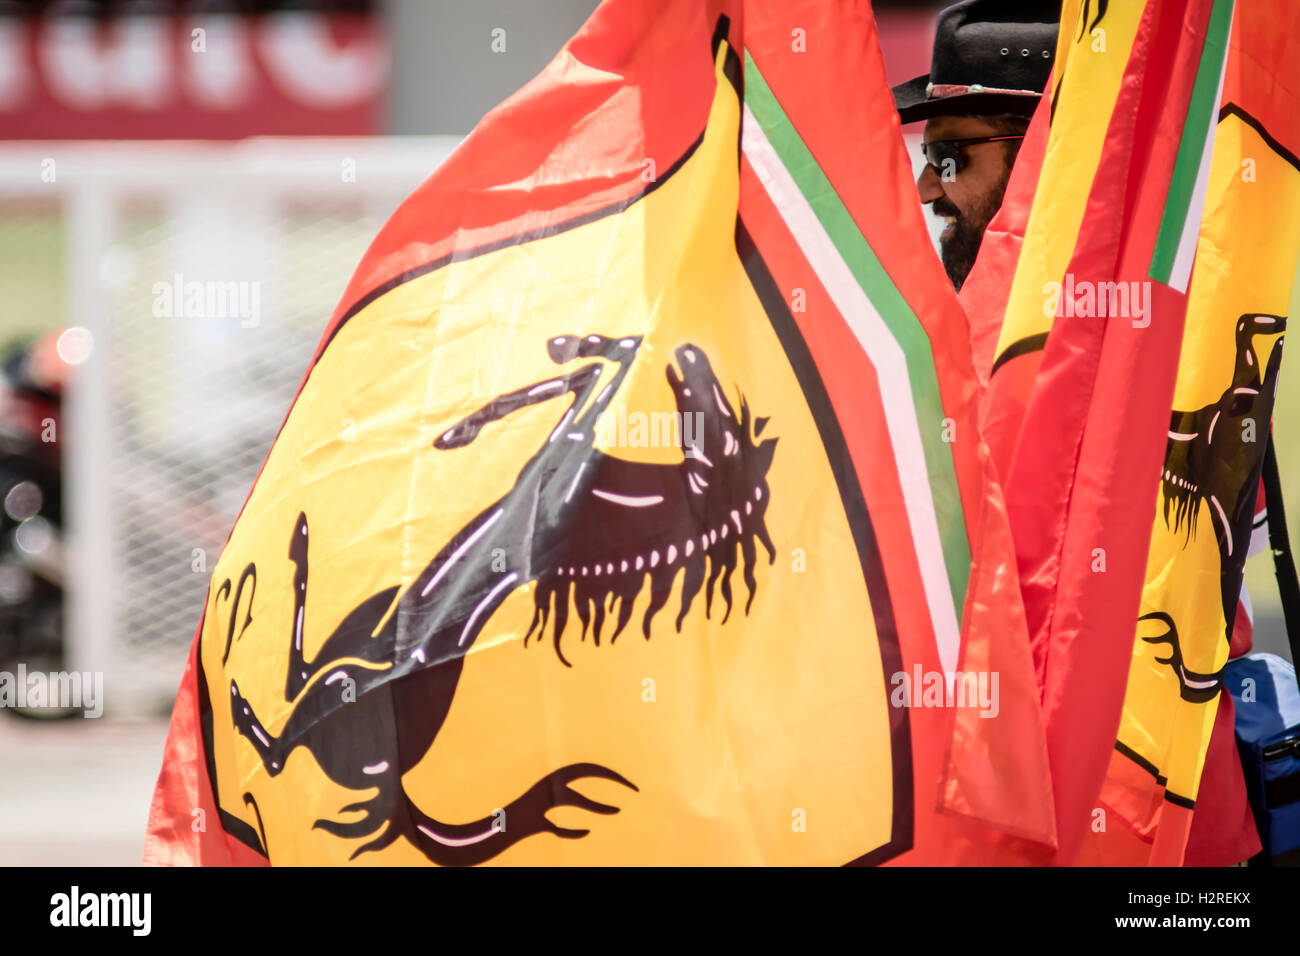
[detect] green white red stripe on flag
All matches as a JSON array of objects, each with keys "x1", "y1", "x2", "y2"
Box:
[
  {"x1": 1149, "y1": 0, "x2": 1235, "y2": 291},
  {"x1": 741, "y1": 52, "x2": 969, "y2": 675}
]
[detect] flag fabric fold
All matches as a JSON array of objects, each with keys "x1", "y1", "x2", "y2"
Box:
[
  {"x1": 965, "y1": 0, "x2": 1300, "y2": 866},
  {"x1": 1087, "y1": 0, "x2": 1300, "y2": 865},
  {"x1": 959, "y1": 0, "x2": 1241, "y2": 865},
  {"x1": 146, "y1": 0, "x2": 1053, "y2": 866}
]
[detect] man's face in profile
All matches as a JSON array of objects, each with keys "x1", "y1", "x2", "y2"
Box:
[{"x1": 916, "y1": 114, "x2": 1021, "y2": 290}]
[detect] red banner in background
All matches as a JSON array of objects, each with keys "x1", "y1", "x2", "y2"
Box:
[
  {"x1": 875, "y1": 6, "x2": 938, "y2": 90},
  {"x1": 0, "y1": 13, "x2": 387, "y2": 139}
]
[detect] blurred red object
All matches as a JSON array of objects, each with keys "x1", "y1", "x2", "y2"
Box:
[{"x1": 0, "y1": 11, "x2": 387, "y2": 139}]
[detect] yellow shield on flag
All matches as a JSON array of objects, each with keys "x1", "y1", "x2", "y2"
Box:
[{"x1": 199, "y1": 41, "x2": 909, "y2": 867}]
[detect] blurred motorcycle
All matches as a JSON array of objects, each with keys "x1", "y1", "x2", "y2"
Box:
[{"x1": 0, "y1": 330, "x2": 75, "y2": 719}]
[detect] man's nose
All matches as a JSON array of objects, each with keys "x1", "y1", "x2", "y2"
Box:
[{"x1": 916, "y1": 162, "x2": 944, "y2": 204}]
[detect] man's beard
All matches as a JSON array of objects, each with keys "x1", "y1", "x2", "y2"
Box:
[{"x1": 934, "y1": 179, "x2": 1009, "y2": 291}]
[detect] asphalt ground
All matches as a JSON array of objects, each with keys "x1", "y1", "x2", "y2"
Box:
[{"x1": 0, "y1": 715, "x2": 167, "y2": 866}]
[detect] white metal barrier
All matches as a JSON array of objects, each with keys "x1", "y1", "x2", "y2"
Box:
[{"x1": 0, "y1": 137, "x2": 461, "y2": 716}]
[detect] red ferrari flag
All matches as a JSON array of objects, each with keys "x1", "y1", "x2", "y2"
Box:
[
  {"x1": 145, "y1": 0, "x2": 1051, "y2": 865},
  {"x1": 961, "y1": 0, "x2": 1235, "y2": 863},
  {"x1": 1084, "y1": 0, "x2": 1300, "y2": 865},
  {"x1": 970, "y1": 0, "x2": 1161, "y2": 480}
]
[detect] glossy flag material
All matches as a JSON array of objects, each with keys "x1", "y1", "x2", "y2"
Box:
[
  {"x1": 973, "y1": 0, "x2": 1155, "y2": 480},
  {"x1": 959, "y1": 82, "x2": 1049, "y2": 392},
  {"x1": 961, "y1": 0, "x2": 1230, "y2": 864},
  {"x1": 145, "y1": 0, "x2": 1053, "y2": 865},
  {"x1": 1086, "y1": 1, "x2": 1300, "y2": 865}
]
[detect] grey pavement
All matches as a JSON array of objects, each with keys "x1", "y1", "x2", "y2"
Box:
[{"x1": 0, "y1": 716, "x2": 168, "y2": 866}]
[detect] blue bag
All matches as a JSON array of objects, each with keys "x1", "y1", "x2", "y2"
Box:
[
  {"x1": 1226, "y1": 436, "x2": 1300, "y2": 864},
  {"x1": 1225, "y1": 653, "x2": 1300, "y2": 863}
]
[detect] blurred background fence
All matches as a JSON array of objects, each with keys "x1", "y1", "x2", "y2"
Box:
[{"x1": 0, "y1": 138, "x2": 458, "y2": 715}]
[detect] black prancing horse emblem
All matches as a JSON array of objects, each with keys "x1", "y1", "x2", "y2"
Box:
[{"x1": 224, "y1": 333, "x2": 777, "y2": 865}]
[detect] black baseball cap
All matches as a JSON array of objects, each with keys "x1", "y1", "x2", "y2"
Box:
[{"x1": 892, "y1": 0, "x2": 1060, "y2": 125}]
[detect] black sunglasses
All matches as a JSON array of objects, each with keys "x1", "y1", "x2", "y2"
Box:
[{"x1": 920, "y1": 135, "x2": 1025, "y2": 174}]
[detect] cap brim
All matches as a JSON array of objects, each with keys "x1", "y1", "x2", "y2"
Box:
[
  {"x1": 892, "y1": 72, "x2": 1041, "y2": 125},
  {"x1": 891, "y1": 74, "x2": 931, "y2": 122}
]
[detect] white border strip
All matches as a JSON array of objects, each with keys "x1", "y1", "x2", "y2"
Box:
[
  {"x1": 741, "y1": 104, "x2": 961, "y2": 674},
  {"x1": 1169, "y1": 11, "x2": 1233, "y2": 293}
]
